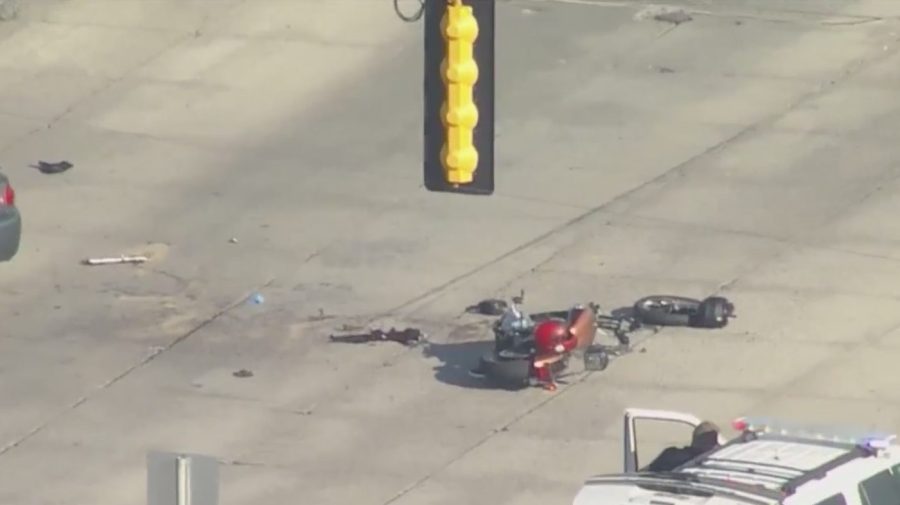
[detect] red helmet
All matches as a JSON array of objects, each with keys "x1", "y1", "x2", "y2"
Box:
[{"x1": 534, "y1": 319, "x2": 570, "y2": 354}]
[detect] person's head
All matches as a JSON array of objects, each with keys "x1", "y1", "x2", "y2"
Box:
[{"x1": 691, "y1": 421, "x2": 721, "y2": 452}]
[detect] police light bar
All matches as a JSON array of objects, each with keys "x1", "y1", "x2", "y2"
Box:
[{"x1": 732, "y1": 417, "x2": 897, "y2": 450}]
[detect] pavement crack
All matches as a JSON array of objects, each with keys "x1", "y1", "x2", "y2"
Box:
[
  {"x1": 530, "y1": 0, "x2": 886, "y2": 26},
  {"x1": 143, "y1": 268, "x2": 193, "y2": 292},
  {"x1": 820, "y1": 17, "x2": 884, "y2": 27},
  {"x1": 0, "y1": 278, "x2": 276, "y2": 460}
]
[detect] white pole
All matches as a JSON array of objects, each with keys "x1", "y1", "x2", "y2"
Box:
[{"x1": 176, "y1": 456, "x2": 191, "y2": 505}]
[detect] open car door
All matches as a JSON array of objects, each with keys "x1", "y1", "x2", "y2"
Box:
[{"x1": 623, "y1": 408, "x2": 727, "y2": 473}]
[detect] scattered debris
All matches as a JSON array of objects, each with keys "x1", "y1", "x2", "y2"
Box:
[
  {"x1": 82, "y1": 255, "x2": 149, "y2": 266},
  {"x1": 248, "y1": 293, "x2": 265, "y2": 305},
  {"x1": 229, "y1": 237, "x2": 239, "y2": 244},
  {"x1": 635, "y1": 5, "x2": 693, "y2": 25},
  {"x1": 233, "y1": 369, "x2": 254, "y2": 378},
  {"x1": 329, "y1": 327, "x2": 424, "y2": 346},
  {"x1": 465, "y1": 298, "x2": 508, "y2": 316},
  {"x1": 124, "y1": 242, "x2": 169, "y2": 264},
  {"x1": 652, "y1": 65, "x2": 676, "y2": 73},
  {"x1": 31, "y1": 160, "x2": 73, "y2": 175},
  {"x1": 655, "y1": 10, "x2": 692, "y2": 25}
]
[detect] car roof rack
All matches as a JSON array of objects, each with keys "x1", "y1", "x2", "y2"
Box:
[
  {"x1": 585, "y1": 474, "x2": 778, "y2": 505},
  {"x1": 779, "y1": 443, "x2": 874, "y2": 495},
  {"x1": 667, "y1": 417, "x2": 895, "y2": 501}
]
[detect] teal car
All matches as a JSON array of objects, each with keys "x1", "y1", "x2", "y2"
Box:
[{"x1": 0, "y1": 172, "x2": 20, "y2": 261}]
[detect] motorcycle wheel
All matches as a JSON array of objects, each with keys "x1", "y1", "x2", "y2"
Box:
[
  {"x1": 693, "y1": 296, "x2": 732, "y2": 328},
  {"x1": 478, "y1": 352, "x2": 531, "y2": 390}
]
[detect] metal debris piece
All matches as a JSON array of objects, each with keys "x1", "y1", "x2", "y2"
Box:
[
  {"x1": 31, "y1": 160, "x2": 73, "y2": 174},
  {"x1": 82, "y1": 255, "x2": 149, "y2": 266},
  {"x1": 233, "y1": 369, "x2": 253, "y2": 378},
  {"x1": 229, "y1": 237, "x2": 239, "y2": 244},
  {"x1": 329, "y1": 327, "x2": 424, "y2": 346}
]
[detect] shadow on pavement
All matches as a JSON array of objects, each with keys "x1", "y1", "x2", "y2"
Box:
[
  {"x1": 610, "y1": 306, "x2": 635, "y2": 318},
  {"x1": 422, "y1": 340, "x2": 497, "y2": 390}
]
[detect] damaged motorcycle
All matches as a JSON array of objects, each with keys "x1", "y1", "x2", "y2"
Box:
[{"x1": 468, "y1": 292, "x2": 636, "y2": 390}]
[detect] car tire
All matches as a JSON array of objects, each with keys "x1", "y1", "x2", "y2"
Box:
[{"x1": 633, "y1": 295, "x2": 701, "y2": 326}]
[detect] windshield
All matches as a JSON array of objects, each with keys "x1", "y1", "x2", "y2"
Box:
[{"x1": 499, "y1": 304, "x2": 533, "y2": 331}]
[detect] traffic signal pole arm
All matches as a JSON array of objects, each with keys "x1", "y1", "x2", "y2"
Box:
[{"x1": 394, "y1": 0, "x2": 496, "y2": 195}]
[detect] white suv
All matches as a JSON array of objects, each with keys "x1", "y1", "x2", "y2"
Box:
[{"x1": 573, "y1": 408, "x2": 900, "y2": 505}]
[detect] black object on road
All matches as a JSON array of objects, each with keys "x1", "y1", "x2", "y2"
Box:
[
  {"x1": 654, "y1": 10, "x2": 692, "y2": 25},
  {"x1": 633, "y1": 295, "x2": 735, "y2": 328},
  {"x1": 329, "y1": 327, "x2": 424, "y2": 346},
  {"x1": 465, "y1": 298, "x2": 508, "y2": 316},
  {"x1": 32, "y1": 160, "x2": 73, "y2": 174}
]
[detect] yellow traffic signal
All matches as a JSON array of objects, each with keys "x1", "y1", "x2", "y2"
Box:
[
  {"x1": 440, "y1": 0, "x2": 479, "y2": 185},
  {"x1": 424, "y1": 0, "x2": 495, "y2": 195}
]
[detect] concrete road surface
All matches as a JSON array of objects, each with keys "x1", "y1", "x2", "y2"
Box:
[{"x1": 2, "y1": 0, "x2": 900, "y2": 503}]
